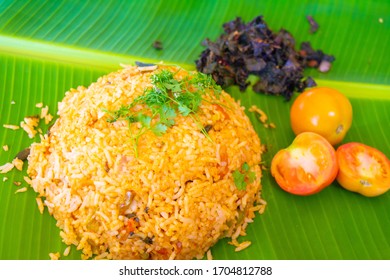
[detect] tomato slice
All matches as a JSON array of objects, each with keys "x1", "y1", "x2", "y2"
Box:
[
  {"x1": 271, "y1": 132, "x2": 338, "y2": 195},
  {"x1": 336, "y1": 142, "x2": 390, "y2": 197}
]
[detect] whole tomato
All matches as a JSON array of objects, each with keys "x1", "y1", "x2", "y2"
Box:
[{"x1": 290, "y1": 87, "x2": 352, "y2": 146}]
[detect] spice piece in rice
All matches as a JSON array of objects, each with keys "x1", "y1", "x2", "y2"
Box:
[{"x1": 16, "y1": 148, "x2": 31, "y2": 161}]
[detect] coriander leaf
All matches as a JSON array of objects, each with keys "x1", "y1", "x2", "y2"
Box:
[
  {"x1": 106, "y1": 105, "x2": 130, "y2": 121},
  {"x1": 178, "y1": 104, "x2": 191, "y2": 116},
  {"x1": 248, "y1": 171, "x2": 256, "y2": 183},
  {"x1": 159, "y1": 105, "x2": 176, "y2": 127},
  {"x1": 175, "y1": 91, "x2": 202, "y2": 117},
  {"x1": 125, "y1": 115, "x2": 137, "y2": 123},
  {"x1": 164, "y1": 81, "x2": 182, "y2": 92},
  {"x1": 193, "y1": 72, "x2": 222, "y2": 98},
  {"x1": 233, "y1": 170, "x2": 247, "y2": 190},
  {"x1": 165, "y1": 106, "x2": 176, "y2": 119},
  {"x1": 233, "y1": 163, "x2": 257, "y2": 190},
  {"x1": 151, "y1": 69, "x2": 174, "y2": 85},
  {"x1": 190, "y1": 91, "x2": 202, "y2": 111},
  {"x1": 106, "y1": 118, "x2": 117, "y2": 123},
  {"x1": 143, "y1": 88, "x2": 168, "y2": 108},
  {"x1": 151, "y1": 123, "x2": 167, "y2": 136},
  {"x1": 137, "y1": 114, "x2": 151, "y2": 128},
  {"x1": 242, "y1": 162, "x2": 250, "y2": 172}
]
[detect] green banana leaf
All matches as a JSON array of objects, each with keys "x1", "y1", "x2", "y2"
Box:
[{"x1": 1, "y1": 0, "x2": 389, "y2": 260}]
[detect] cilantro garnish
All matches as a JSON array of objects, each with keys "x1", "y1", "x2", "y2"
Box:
[
  {"x1": 104, "y1": 68, "x2": 221, "y2": 156},
  {"x1": 233, "y1": 162, "x2": 256, "y2": 190}
]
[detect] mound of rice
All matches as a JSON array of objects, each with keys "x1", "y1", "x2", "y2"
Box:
[{"x1": 27, "y1": 64, "x2": 265, "y2": 260}]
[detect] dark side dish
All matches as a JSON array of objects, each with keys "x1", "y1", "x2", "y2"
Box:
[{"x1": 196, "y1": 15, "x2": 335, "y2": 100}]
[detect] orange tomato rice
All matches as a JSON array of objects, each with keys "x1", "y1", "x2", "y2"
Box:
[{"x1": 27, "y1": 64, "x2": 265, "y2": 260}]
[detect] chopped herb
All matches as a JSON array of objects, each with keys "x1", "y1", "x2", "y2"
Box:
[
  {"x1": 196, "y1": 15, "x2": 335, "y2": 100},
  {"x1": 104, "y1": 68, "x2": 222, "y2": 156},
  {"x1": 233, "y1": 169, "x2": 247, "y2": 190},
  {"x1": 233, "y1": 162, "x2": 256, "y2": 190}
]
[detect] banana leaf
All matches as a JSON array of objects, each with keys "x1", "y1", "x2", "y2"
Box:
[{"x1": 0, "y1": 0, "x2": 389, "y2": 260}]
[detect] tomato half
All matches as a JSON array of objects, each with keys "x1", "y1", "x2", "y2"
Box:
[
  {"x1": 290, "y1": 87, "x2": 353, "y2": 146},
  {"x1": 271, "y1": 132, "x2": 338, "y2": 195},
  {"x1": 336, "y1": 142, "x2": 390, "y2": 197}
]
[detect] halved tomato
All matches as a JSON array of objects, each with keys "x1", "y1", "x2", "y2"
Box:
[
  {"x1": 271, "y1": 132, "x2": 338, "y2": 195},
  {"x1": 336, "y1": 142, "x2": 390, "y2": 197}
]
